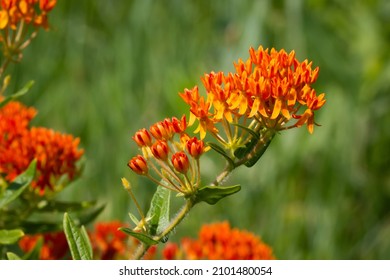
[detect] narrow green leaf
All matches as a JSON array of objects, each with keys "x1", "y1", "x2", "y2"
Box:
[
  {"x1": 0, "y1": 159, "x2": 36, "y2": 208},
  {"x1": 207, "y1": 142, "x2": 235, "y2": 166},
  {"x1": 63, "y1": 213, "x2": 92, "y2": 260},
  {"x1": 119, "y1": 227, "x2": 158, "y2": 246},
  {"x1": 80, "y1": 226, "x2": 93, "y2": 259},
  {"x1": 0, "y1": 229, "x2": 24, "y2": 245},
  {"x1": 146, "y1": 186, "x2": 170, "y2": 236},
  {"x1": 194, "y1": 185, "x2": 241, "y2": 205},
  {"x1": 0, "y1": 80, "x2": 35, "y2": 108},
  {"x1": 6, "y1": 252, "x2": 22, "y2": 260}
]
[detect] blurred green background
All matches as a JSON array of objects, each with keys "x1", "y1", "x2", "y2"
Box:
[{"x1": 8, "y1": 0, "x2": 390, "y2": 259}]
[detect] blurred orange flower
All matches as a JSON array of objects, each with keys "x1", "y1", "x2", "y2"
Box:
[
  {"x1": 0, "y1": 0, "x2": 56, "y2": 30},
  {"x1": 163, "y1": 221, "x2": 275, "y2": 260},
  {"x1": 89, "y1": 221, "x2": 156, "y2": 260},
  {"x1": 0, "y1": 101, "x2": 84, "y2": 195},
  {"x1": 19, "y1": 231, "x2": 69, "y2": 260}
]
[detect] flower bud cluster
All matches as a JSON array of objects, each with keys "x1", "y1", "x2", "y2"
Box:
[{"x1": 127, "y1": 115, "x2": 208, "y2": 195}]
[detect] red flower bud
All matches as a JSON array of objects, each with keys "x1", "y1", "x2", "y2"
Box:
[
  {"x1": 186, "y1": 137, "x2": 205, "y2": 158},
  {"x1": 150, "y1": 120, "x2": 174, "y2": 140},
  {"x1": 132, "y1": 128, "x2": 152, "y2": 147},
  {"x1": 171, "y1": 152, "x2": 189, "y2": 174},
  {"x1": 128, "y1": 155, "x2": 148, "y2": 175},
  {"x1": 151, "y1": 140, "x2": 170, "y2": 161}
]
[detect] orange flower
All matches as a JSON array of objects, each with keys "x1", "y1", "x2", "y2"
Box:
[
  {"x1": 0, "y1": 101, "x2": 84, "y2": 195},
  {"x1": 163, "y1": 221, "x2": 275, "y2": 260},
  {"x1": 0, "y1": 0, "x2": 56, "y2": 30},
  {"x1": 179, "y1": 86, "x2": 218, "y2": 139},
  {"x1": 180, "y1": 45, "x2": 326, "y2": 142},
  {"x1": 89, "y1": 221, "x2": 156, "y2": 260},
  {"x1": 19, "y1": 231, "x2": 69, "y2": 260},
  {"x1": 89, "y1": 221, "x2": 129, "y2": 260}
]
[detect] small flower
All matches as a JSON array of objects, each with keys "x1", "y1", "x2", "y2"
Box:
[
  {"x1": 171, "y1": 151, "x2": 189, "y2": 174},
  {"x1": 128, "y1": 155, "x2": 148, "y2": 175},
  {"x1": 171, "y1": 115, "x2": 187, "y2": 134}
]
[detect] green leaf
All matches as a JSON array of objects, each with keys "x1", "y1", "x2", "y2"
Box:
[
  {"x1": 63, "y1": 213, "x2": 92, "y2": 260},
  {"x1": 0, "y1": 80, "x2": 35, "y2": 108},
  {"x1": 146, "y1": 186, "x2": 170, "y2": 236},
  {"x1": 80, "y1": 226, "x2": 93, "y2": 259},
  {"x1": 6, "y1": 252, "x2": 22, "y2": 260},
  {"x1": 0, "y1": 229, "x2": 24, "y2": 245},
  {"x1": 119, "y1": 227, "x2": 158, "y2": 246},
  {"x1": 194, "y1": 185, "x2": 241, "y2": 205},
  {"x1": 207, "y1": 142, "x2": 235, "y2": 167},
  {"x1": 0, "y1": 159, "x2": 36, "y2": 208}
]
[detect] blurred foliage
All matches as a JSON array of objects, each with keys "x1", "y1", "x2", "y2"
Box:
[{"x1": 8, "y1": 0, "x2": 390, "y2": 259}]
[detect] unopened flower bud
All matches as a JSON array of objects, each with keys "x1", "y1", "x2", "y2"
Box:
[
  {"x1": 150, "y1": 120, "x2": 174, "y2": 140},
  {"x1": 151, "y1": 140, "x2": 170, "y2": 161},
  {"x1": 128, "y1": 155, "x2": 148, "y2": 175},
  {"x1": 171, "y1": 152, "x2": 189, "y2": 174},
  {"x1": 132, "y1": 128, "x2": 152, "y2": 147},
  {"x1": 186, "y1": 137, "x2": 206, "y2": 159}
]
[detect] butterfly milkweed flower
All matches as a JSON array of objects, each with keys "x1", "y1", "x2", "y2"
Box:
[
  {"x1": 0, "y1": 101, "x2": 84, "y2": 195},
  {"x1": 180, "y1": 46, "x2": 326, "y2": 153},
  {"x1": 162, "y1": 221, "x2": 275, "y2": 260}
]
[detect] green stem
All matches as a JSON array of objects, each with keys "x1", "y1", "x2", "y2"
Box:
[
  {"x1": 133, "y1": 199, "x2": 194, "y2": 260},
  {"x1": 132, "y1": 129, "x2": 275, "y2": 260}
]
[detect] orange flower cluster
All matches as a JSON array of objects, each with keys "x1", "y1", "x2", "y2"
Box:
[
  {"x1": 163, "y1": 221, "x2": 275, "y2": 260},
  {"x1": 89, "y1": 221, "x2": 156, "y2": 260},
  {"x1": 89, "y1": 221, "x2": 129, "y2": 260},
  {"x1": 180, "y1": 46, "x2": 326, "y2": 141},
  {"x1": 19, "y1": 231, "x2": 69, "y2": 260},
  {"x1": 128, "y1": 115, "x2": 208, "y2": 195},
  {"x1": 0, "y1": 101, "x2": 84, "y2": 195},
  {"x1": 0, "y1": 0, "x2": 56, "y2": 30}
]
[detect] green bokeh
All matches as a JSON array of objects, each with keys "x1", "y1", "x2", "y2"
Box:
[{"x1": 8, "y1": 0, "x2": 390, "y2": 259}]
